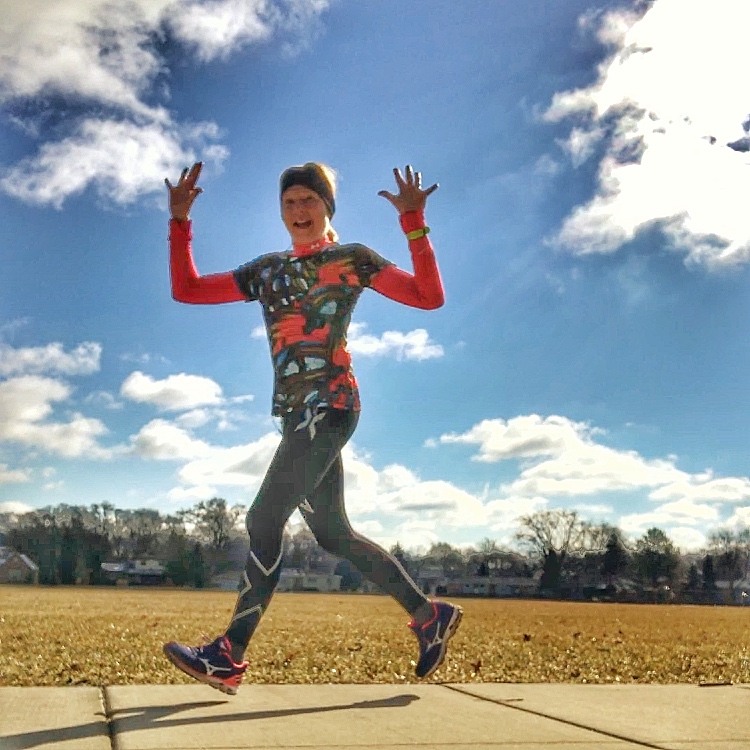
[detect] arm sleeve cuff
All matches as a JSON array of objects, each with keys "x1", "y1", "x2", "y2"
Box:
[{"x1": 399, "y1": 210, "x2": 426, "y2": 234}]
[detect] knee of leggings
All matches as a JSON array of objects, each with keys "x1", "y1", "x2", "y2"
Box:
[{"x1": 312, "y1": 524, "x2": 353, "y2": 556}]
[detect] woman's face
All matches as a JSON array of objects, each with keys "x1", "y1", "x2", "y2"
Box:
[{"x1": 281, "y1": 185, "x2": 330, "y2": 245}]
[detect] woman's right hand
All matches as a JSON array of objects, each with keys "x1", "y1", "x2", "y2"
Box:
[{"x1": 165, "y1": 162, "x2": 203, "y2": 221}]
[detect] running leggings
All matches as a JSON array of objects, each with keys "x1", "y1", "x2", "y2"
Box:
[{"x1": 224, "y1": 407, "x2": 428, "y2": 654}]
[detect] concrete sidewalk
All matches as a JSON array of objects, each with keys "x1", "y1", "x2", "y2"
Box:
[{"x1": 1, "y1": 682, "x2": 748, "y2": 750}]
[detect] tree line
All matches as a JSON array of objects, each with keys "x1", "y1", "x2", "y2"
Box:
[{"x1": 1, "y1": 503, "x2": 749, "y2": 602}]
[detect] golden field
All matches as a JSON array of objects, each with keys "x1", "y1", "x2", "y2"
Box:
[{"x1": 1, "y1": 586, "x2": 749, "y2": 686}]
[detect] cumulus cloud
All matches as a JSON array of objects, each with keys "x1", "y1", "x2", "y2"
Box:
[
  {"x1": 649, "y1": 475, "x2": 750, "y2": 504},
  {"x1": 546, "y1": 0, "x2": 750, "y2": 269},
  {"x1": 121, "y1": 371, "x2": 225, "y2": 411},
  {"x1": 485, "y1": 495, "x2": 549, "y2": 535},
  {"x1": 0, "y1": 464, "x2": 31, "y2": 484},
  {"x1": 129, "y1": 418, "x2": 213, "y2": 460},
  {"x1": 0, "y1": 500, "x2": 34, "y2": 516},
  {"x1": 0, "y1": 0, "x2": 331, "y2": 207},
  {"x1": 440, "y1": 415, "x2": 602, "y2": 462},
  {"x1": 619, "y1": 501, "x2": 721, "y2": 549},
  {"x1": 1, "y1": 119, "x2": 227, "y2": 209},
  {"x1": 0, "y1": 375, "x2": 112, "y2": 458},
  {"x1": 347, "y1": 322, "x2": 444, "y2": 361},
  {"x1": 0, "y1": 341, "x2": 101, "y2": 376},
  {"x1": 435, "y1": 413, "x2": 750, "y2": 548},
  {"x1": 441, "y1": 415, "x2": 682, "y2": 497},
  {"x1": 176, "y1": 432, "x2": 281, "y2": 490},
  {"x1": 725, "y1": 506, "x2": 750, "y2": 529}
]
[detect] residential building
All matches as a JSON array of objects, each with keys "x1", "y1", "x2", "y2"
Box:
[{"x1": 0, "y1": 546, "x2": 38, "y2": 584}]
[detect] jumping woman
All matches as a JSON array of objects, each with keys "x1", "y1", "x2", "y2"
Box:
[{"x1": 162, "y1": 161, "x2": 462, "y2": 694}]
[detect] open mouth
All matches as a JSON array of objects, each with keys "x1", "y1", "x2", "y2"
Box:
[{"x1": 293, "y1": 220, "x2": 313, "y2": 229}]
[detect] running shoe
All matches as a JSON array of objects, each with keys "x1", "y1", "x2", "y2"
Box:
[
  {"x1": 163, "y1": 634, "x2": 248, "y2": 695},
  {"x1": 408, "y1": 600, "x2": 463, "y2": 679}
]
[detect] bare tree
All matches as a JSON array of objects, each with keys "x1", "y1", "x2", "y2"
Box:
[
  {"x1": 466, "y1": 537, "x2": 506, "y2": 576},
  {"x1": 515, "y1": 509, "x2": 589, "y2": 592},
  {"x1": 425, "y1": 541, "x2": 465, "y2": 578},
  {"x1": 180, "y1": 498, "x2": 246, "y2": 552}
]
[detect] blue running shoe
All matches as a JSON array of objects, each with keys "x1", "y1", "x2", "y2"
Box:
[
  {"x1": 408, "y1": 601, "x2": 463, "y2": 679},
  {"x1": 163, "y1": 635, "x2": 248, "y2": 695}
]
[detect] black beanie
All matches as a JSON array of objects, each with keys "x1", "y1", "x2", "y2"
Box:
[{"x1": 279, "y1": 165, "x2": 335, "y2": 217}]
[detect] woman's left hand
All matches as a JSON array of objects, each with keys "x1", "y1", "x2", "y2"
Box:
[{"x1": 378, "y1": 165, "x2": 438, "y2": 214}]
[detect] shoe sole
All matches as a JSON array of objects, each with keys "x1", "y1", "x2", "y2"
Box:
[
  {"x1": 162, "y1": 644, "x2": 241, "y2": 695},
  {"x1": 419, "y1": 605, "x2": 464, "y2": 679}
]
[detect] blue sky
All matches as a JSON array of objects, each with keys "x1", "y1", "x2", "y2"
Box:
[{"x1": 1, "y1": 0, "x2": 750, "y2": 554}]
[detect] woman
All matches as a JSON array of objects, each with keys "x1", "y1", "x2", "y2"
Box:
[{"x1": 162, "y1": 161, "x2": 462, "y2": 694}]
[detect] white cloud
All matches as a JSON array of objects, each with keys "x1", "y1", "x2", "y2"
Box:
[
  {"x1": 618, "y1": 500, "x2": 721, "y2": 550},
  {"x1": 175, "y1": 409, "x2": 215, "y2": 430},
  {"x1": 347, "y1": 322, "x2": 444, "y2": 361},
  {"x1": 485, "y1": 495, "x2": 549, "y2": 534},
  {"x1": 507, "y1": 442, "x2": 680, "y2": 498},
  {"x1": 666, "y1": 527, "x2": 708, "y2": 552},
  {"x1": 435, "y1": 414, "x2": 749, "y2": 542},
  {"x1": 571, "y1": 502, "x2": 614, "y2": 517},
  {"x1": 0, "y1": 341, "x2": 101, "y2": 376},
  {"x1": 167, "y1": 0, "x2": 274, "y2": 61},
  {"x1": 1, "y1": 118, "x2": 228, "y2": 209},
  {"x1": 0, "y1": 464, "x2": 31, "y2": 484},
  {"x1": 176, "y1": 432, "x2": 280, "y2": 490},
  {"x1": 0, "y1": 0, "x2": 170, "y2": 116},
  {"x1": 376, "y1": 464, "x2": 419, "y2": 492},
  {"x1": 0, "y1": 500, "x2": 34, "y2": 515},
  {"x1": 168, "y1": 0, "x2": 330, "y2": 61},
  {"x1": 167, "y1": 485, "x2": 220, "y2": 502},
  {"x1": 724, "y1": 506, "x2": 750, "y2": 529},
  {"x1": 121, "y1": 371, "x2": 224, "y2": 411},
  {"x1": 0, "y1": 375, "x2": 112, "y2": 458},
  {"x1": 228, "y1": 394, "x2": 255, "y2": 404},
  {"x1": 129, "y1": 419, "x2": 213, "y2": 461},
  {"x1": 441, "y1": 415, "x2": 682, "y2": 498},
  {"x1": 0, "y1": 0, "x2": 330, "y2": 207},
  {"x1": 387, "y1": 481, "x2": 489, "y2": 528},
  {"x1": 546, "y1": 0, "x2": 750, "y2": 269},
  {"x1": 351, "y1": 519, "x2": 383, "y2": 536},
  {"x1": 649, "y1": 475, "x2": 750, "y2": 504},
  {"x1": 439, "y1": 415, "x2": 601, "y2": 462}
]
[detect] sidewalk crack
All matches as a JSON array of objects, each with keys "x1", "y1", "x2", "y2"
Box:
[
  {"x1": 99, "y1": 685, "x2": 117, "y2": 750},
  {"x1": 439, "y1": 684, "x2": 669, "y2": 750}
]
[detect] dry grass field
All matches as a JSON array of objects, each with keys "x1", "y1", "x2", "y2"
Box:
[{"x1": 1, "y1": 586, "x2": 749, "y2": 687}]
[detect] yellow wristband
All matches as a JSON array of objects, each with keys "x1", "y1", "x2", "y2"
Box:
[{"x1": 406, "y1": 226, "x2": 430, "y2": 241}]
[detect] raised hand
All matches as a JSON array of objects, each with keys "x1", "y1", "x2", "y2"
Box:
[
  {"x1": 378, "y1": 165, "x2": 438, "y2": 215},
  {"x1": 165, "y1": 162, "x2": 203, "y2": 221}
]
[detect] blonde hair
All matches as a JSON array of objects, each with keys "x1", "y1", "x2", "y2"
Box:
[{"x1": 281, "y1": 162, "x2": 339, "y2": 243}]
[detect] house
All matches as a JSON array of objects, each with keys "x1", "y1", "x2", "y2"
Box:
[
  {"x1": 277, "y1": 568, "x2": 342, "y2": 592},
  {"x1": 100, "y1": 559, "x2": 166, "y2": 585},
  {"x1": 0, "y1": 546, "x2": 38, "y2": 584},
  {"x1": 415, "y1": 569, "x2": 543, "y2": 598},
  {"x1": 715, "y1": 578, "x2": 750, "y2": 605}
]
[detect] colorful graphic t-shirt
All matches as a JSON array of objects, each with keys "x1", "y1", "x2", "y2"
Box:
[{"x1": 233, "y1": 244, "x2": 393, "y2": 418}]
